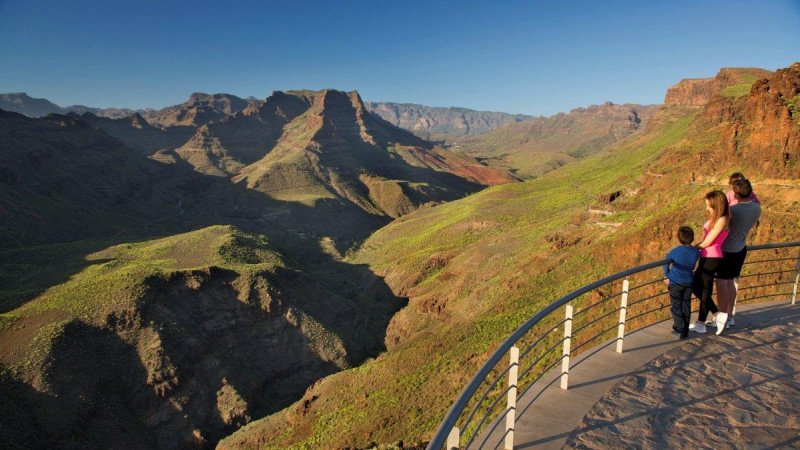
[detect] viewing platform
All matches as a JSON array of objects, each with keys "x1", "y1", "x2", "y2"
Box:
[
  {"x1": 429, "y1": 242, "x2": 800, "y2": 450},
  {"x1": 480, "y1": 299, "x2": 800, "y2": 449}
]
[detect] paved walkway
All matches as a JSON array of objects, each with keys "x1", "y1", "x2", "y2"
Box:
[{"x1": 474, "y1": 300, "x2": 800, "y2": 449}]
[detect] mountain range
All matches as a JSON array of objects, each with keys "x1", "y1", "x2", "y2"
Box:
[
  {"x1": 1, "y1": 92, "x2": 533, "y2": 141},
  {"x1": 364, "y1": 101, "x2": 534, "y2": 140},
  {"x1": 1, "y1": 63, "x2": 799, "y2": 448},
  {"x1": 450, "y1": 101, "x2": 661, "y2": 178}
]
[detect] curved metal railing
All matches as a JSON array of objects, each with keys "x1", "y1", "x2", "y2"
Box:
[{"x1": 428, "y1": 242, "x2": 800, "y2": 449}]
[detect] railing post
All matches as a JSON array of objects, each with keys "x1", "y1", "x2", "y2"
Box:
[
  {"x1": 793, "y1": 247, "x2": 800, "y2": 305},
  {"x1": 560, "y1": 304, "x2": 573, "y2": 390},
  {"x1": 616, "y1": 279, "x2": 630, "y2": 353},
  {"x1": 447, "y1": 426, "x2": 459, "y2": 450},
  {"x1": 505, "y1": 346, "x2": 519, "y2": 450}
]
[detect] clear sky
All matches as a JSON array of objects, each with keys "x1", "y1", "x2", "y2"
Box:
[{"x1": 1, "y1": 0, "x2": 798, "y2": 116}]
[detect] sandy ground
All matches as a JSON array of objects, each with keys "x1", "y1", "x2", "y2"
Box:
[{"x1": 564, "y1": 320, "x2": 800, "y2": 449}]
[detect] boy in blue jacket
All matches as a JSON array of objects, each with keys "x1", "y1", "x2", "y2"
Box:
[{"x1": 664, "y1": 226, "x2": 702, "y2": 339}]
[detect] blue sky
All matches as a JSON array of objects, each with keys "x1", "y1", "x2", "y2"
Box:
[{"x1": 1, "y1": 0, "x2": 798, "y2": 116}]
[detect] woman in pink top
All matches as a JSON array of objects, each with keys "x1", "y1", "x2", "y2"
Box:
[{"x1": 689, "y1": 190, "x2": 731, "y2": 334}]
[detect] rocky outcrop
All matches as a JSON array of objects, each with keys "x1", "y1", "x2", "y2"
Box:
[
  {"x1": 665, "y1": 68, "x2": 772, "y2": 106},
  {"x1": 689, "y1": 63, "x2": 800, "y2": 179},
  {"x1": 233, "y1": 89, "x2": 517, "y2": 235},
  {"x1": 737, "y1": 63, "x2": 800, "y2": 177},
  {"x1": 664, "y1": 78, "x2": 717, "y2": 106},
  {"x1": 142, "y1": 93, "x2": 257, "y2": 127}
]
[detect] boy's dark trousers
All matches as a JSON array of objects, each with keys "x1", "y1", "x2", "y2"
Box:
[{"x1": 669, "y1": 281, "x2": 692, "y2": 336}]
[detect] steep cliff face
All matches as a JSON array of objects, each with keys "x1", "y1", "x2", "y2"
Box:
[
  {"x1": 664, "y1": 68, "x2": 772, "y2": 106},
  {"x1": 664, "y1": 78, "x2": 717, "y2": 106},
  {"x1": 738, "y1": 62, "x2": 800, "y2": 177},
  {"x1": 694, "y1": 63, "x2": 800, "y2": 179}
]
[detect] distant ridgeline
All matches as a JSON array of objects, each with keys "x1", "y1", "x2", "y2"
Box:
[
  {"x1": 2, "y1": 63, "x2": 799, "y2": 449},
  {"x1": 364, "y1": 101, "x2": 535, "y2": 140}
]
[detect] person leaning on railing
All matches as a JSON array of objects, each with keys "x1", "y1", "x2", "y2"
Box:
[
  {"x1": 714, "y1": 179, "x2": 762, "y2": 335},
  {"x1": 689, "y1": 191, "x2": 731, "y2": 334},
  {"x1": 663, "y1": 226, "x2": 702, "y2": 339}
]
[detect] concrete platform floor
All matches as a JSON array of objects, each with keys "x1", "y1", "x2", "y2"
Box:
[{"x1": 471, "y1": 300, "x2": 800, "y2": 449}]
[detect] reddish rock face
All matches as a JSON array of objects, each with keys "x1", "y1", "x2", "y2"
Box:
[
  {"x1": 664, "y1": 68, "x2": 773, "y2": 107},
  {"x1": 665, "y1": 78, "x2": 717, "y2": 106},
  {"x1": 713, "y1": 64, "x2": 800, "y2": 178},
  {"x1": 741, "y1": 64, "x2": 800, "y2": 177}
]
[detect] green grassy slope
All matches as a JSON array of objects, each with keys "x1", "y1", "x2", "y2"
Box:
[
  {"x1": 0, "y1": 225, "x2": 405, "y2": 448},
  {"x1": 451, "y1": 103, "x2": 660, "y2": 179}
]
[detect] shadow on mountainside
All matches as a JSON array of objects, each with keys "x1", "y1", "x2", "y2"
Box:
[
  {"x1": 0, "y1": 262, "x2": 405, "y2": 449},
  {"x1": 0, "y1": 132, "x2": 416, "y2": 448}
]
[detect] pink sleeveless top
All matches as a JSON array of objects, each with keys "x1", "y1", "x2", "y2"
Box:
[{"x1": 700, "y1": 219, "x2": 729, "y2": 258}]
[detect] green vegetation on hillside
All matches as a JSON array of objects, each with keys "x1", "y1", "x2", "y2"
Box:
[{"x1": 719, "y1": 73, "x2": 761, "y2": 97}]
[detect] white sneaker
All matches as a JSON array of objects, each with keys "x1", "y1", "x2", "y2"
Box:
[
  {"x1": 689, "y1": 321, "x2": 707, "y2": 334},
  {"x1": 715, "y1": 312, "x2": 728, "y2": 335},
  {"x1": 728, "y1": 316, "x2": 735, "y2": 327}
]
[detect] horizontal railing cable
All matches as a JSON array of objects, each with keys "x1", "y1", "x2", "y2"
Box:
[
  {"x1": 516, "y1": 358, "x2": 562, "y2": 402},
  {"x1": 519, "y1": 320, "x2": 567, "y2": 360},
  {"x1": 573, "y1": 292, "x2": 623, "y2": 317},
  {"x1": 571, "y1": 325, "x2": 619, "y2": 354},
  {"x1": 571, "y1": 307, "x2": 622, "y2": 336},
  {"x1": 628, "y1": 277, "x2": 665, "y2": 291},
  {"x1": 744, "y1": 256, "x2": 796, "y2": 265},
  {"x1": 740, "y1": 292, "x2": 791, "y2": 302},
  {"x1": 739, "y1": 269, "x2": 796, "y2": 278},
  {"x1": 519, "y1": 340, "x2": 564, "y2": 379},
  {"x1": 626, "y1": 303, "x2": 670, "y2": 323},
  {"x1": 738, "y1": 281, "x2": 796, "y2": 291},
  {"x1": 464, "y1": 385, "x2": 514, "y2": 448},
  {"x1": 460, "y1": 363, "x2": 517, "y2": 434},
  {"x1": 627, "y1": 290, "x2": 669, "y2": 308}
]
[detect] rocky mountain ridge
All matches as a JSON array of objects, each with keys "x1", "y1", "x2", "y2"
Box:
[
  {"x1": 451, "y1": 101, "x2": 661, "y2": 178},
  {"x1": 0, "y1": 92, "x2": 138, "y2": 119},
  {"x1": 664, "y1": 67, "x2": 772, "y2": 106},
  {"x1": 365, "y1": 101, "x2": 534, "y2": 140}
]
